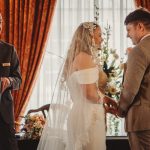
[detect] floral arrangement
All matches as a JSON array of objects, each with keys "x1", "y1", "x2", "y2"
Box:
[
  {"x1": 101, "y1": 25, "x2": 123, "y2": 99},
  {"x1": 21, "y1": 114, "x2": 46, "y2": 140},
  {"x1": 100, "y1": 25, "x2": 124, "y2": 136}
]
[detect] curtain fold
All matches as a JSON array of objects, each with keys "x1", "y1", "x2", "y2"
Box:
[
  {"x1": 135, "y1": 0, "x2": 150, "y2": 10},
  {"x1": 0, "y1": 0, "x2": 57, "y2": 122}
]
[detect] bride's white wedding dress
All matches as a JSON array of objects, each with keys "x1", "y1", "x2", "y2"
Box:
[
  {"x1": 37, "y1": 66, "x2": 106, "y2": 150},
  {"x1": 66, "y1": 66, "x2": 106, "y2": 150}
]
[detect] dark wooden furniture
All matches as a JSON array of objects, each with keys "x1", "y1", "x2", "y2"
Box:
[
  {"x1": 27, "y1": 104, "x2": 50, "y2": 118},
  {"x1": 106, "y1": 136, "x2": 130, "y2": 150},
  {"x1": 17, "y1": 136, "x2": 130, "y2": 150},
  {"x1": 18, "y1": 139, "x2": 39, "y2": 150}
]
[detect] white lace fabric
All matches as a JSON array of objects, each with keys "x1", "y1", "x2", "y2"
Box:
[
  {"x1": 37, "y1": 67, "x2": 106, "y2": 150},
  {"x1": 67, "y1": 67, "x2": 106, "y2": 150}
]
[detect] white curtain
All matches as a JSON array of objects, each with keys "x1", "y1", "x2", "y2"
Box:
[{"x1": 26, "y1": 0, "x2": 135, "y2": 136}]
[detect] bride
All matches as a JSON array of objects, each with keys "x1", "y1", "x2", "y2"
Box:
[{"x1": 37, "y1": 22, "x2": 117, "y2": 150}]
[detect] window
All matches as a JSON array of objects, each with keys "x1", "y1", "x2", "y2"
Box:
[{"x1": 26, "y1": 0, "x2": 134, "y2": 136}]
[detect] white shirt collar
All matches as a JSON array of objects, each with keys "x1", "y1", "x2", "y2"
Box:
[{"x1": 140, "y1": 33, "x2": 150, "y2": 41}]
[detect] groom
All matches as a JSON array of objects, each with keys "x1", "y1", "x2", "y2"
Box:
[{"x1": 117, "y1": 8, "x2": 150, "y2": 150}]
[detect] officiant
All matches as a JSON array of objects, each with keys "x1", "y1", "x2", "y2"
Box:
[{"x1": 0, "y1": 12, "x2": 22, "y2": 150}]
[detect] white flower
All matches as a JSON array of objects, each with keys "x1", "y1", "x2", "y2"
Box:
[
  {"x1": 113, "y1": 53, "x2": 119, "y2": 59},
  {"x1": 82, "y1": 22, "x2": 96, "y2": 29},
  {"x1": 110, "y1": 49, "x2": 116, "y2": 54},
  {"x1": 107, "y1": 84, "x2": 118, "y2": 95}
]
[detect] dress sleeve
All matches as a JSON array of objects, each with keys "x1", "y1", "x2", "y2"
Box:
[{"x1": 76, "y1": 67, "x2": 99, "y2": 84}]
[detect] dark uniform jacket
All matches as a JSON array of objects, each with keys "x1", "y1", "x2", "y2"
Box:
[{"x1": 0, "y1": 40, "x2": 22, "y2": 124}]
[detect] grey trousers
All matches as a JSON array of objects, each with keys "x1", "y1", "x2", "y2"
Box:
[{"x1": 128, "y1": 130, "x2": 150, "y2": 150}]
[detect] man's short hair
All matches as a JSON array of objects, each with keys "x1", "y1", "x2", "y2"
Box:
[{"x1": 124, "y1": 8, "x2": 150, "y2": 30}]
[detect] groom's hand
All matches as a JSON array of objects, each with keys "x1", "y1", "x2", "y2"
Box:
[
  {"x1": 103, "y1": 96, "x2": 118, "y2": 117},
  {"x1": 126, "y1": 47, "x2": 133, "y2": 55}
]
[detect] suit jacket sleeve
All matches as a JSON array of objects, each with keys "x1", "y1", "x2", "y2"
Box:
[
  {"x1": 8, "y1": 46, "x2": 22, "y2": 90},
  {"x1": 118, "y1": 46, "x2": 148, "y2": 117}
]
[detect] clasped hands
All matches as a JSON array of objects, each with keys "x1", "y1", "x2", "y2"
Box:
[
  {"x1": 102, "y1": 96, "x2": 119, "y2": 117},
  {"x1": 0, "y1": 77, "x2": 11, "y2": 93}
]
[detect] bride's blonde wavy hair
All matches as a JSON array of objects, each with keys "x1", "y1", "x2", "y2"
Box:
[{"x1": 63, "y1": 22, "x2": 100, "y2": 80}]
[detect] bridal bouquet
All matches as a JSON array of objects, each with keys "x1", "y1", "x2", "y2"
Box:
[{"x1": 21, "y1": 114, "x2": 46, "y2": 139}]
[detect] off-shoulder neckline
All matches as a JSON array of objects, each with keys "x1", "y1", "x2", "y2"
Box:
[{"x1": 70, "y1": 66, "x2": 98, "y2": 77}]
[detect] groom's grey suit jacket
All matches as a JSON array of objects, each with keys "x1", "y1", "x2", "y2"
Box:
[{"x1": 118, "y1": 35, "x2": 150, "y2": 132}]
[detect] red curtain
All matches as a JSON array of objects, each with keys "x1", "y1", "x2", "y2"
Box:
[
  {"x1": 0, "y1": 0, "x2": 57, "y2": 122},
  {"x1": 135, "y1": 0, "x2": 150, "y2": 10}
]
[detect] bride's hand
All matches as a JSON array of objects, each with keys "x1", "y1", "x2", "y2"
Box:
[
  {"x1": 126, "y1": 47, "x2": 133, "y2": 55},
  {"x1": 103, "y1": 96, "x2": 118, "y2": 117}
]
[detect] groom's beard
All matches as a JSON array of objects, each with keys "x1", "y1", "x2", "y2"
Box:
[{"x1": 131, "y1": 36, "x2": 141, "y2": 45}]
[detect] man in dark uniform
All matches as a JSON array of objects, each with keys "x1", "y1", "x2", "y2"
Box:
[{"x1": 0, "y1": 13, "x2": 22, "y2": 150}]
